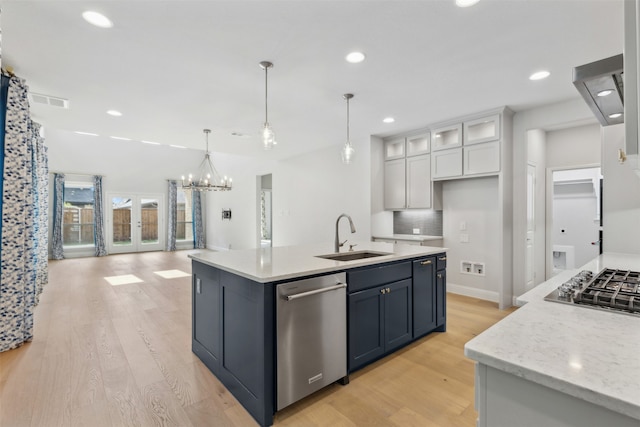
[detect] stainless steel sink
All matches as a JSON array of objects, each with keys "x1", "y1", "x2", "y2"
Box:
[{"x1": 315, "y1": 250, "x2": 392, "y2": 262}]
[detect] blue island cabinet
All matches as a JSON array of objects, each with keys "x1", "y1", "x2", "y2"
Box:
[{"x1": 191, "y1": 261, "x2": 275, "y2": 427}]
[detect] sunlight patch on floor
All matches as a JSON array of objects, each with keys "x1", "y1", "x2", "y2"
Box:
[
  {"x1": 104, "y1": 274, "x2": 144, "y2": 286},
  {"x1": 153, "y1": 269, "x2": 191, "y2": 279}
]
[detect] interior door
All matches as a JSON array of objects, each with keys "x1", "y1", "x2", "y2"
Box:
[
  {"x1": 525, "y1": 163, "x2": 536, "y2": 291},
  {"x1": 108, "y1": 193, "x2": 164, "y2": 253}
]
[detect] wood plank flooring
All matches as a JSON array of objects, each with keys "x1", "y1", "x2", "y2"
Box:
[{"x1": 0, "y1": 251, "x2": 516, "y2": 427}]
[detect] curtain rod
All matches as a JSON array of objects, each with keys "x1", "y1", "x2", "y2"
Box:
[
  {"x1": 49, "y1": 171, "x2": 106, "y2": 177},
  {"x1": 1, "y1": 66, "x2": 16, "y2": 78}
]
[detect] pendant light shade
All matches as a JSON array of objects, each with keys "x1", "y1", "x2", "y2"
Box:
[
  {"x1": 341, "y1": 93, "x2": 355, "y2": 164},
  {"x1": 260, "y1": 61, "x2": 276, "y2": 150},
  {"x1": 181, "y1": 129, "x2": 232, "y2": 191}
]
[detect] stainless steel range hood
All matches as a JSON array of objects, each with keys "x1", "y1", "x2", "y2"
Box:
[{"x1": 573, "y1": 54, "x2": 624, "y2": 126}]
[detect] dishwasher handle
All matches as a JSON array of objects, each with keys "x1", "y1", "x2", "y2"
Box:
[{"x1": 285, "y1": 283, "x2": 347, "y2": 301}]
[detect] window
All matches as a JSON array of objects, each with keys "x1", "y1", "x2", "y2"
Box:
[
  {"x1": 176, "y1": 188, "x2": 193, "y2": 242},
  {"x1": 62, "y1": 182, "x2": 95, "y2": 248}
]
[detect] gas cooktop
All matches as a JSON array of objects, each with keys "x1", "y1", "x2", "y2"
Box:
[{"x1": 544, "y1": 268, "x2": 640, "y2": 318}]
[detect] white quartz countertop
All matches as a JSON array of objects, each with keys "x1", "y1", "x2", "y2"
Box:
[
  {"x1": 189, "y1": 241, "x2": 447, "y2": 283},
  {"x1": 465, "y1": 252, "x2": 640, "y2": 420},
  {"x1": 372, "y1": 234, "x2": 443, "y2": 242}
]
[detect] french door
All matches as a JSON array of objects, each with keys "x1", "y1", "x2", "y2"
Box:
[{"x1": 107, "y1": 193, "x2": 164, "y2": 253}]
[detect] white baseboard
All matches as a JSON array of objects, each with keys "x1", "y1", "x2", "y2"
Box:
[{"x1": 447, "y1": 282, "x2": 499, "y2": 303}]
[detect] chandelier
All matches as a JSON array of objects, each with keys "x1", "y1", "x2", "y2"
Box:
[
  {"x1": 341, "y1": 93, "x2": 355, "y2": 164},
  {"x1": 181, "y1": 129, "x2": 232, "y2": 191},
  {"x1": 260, "y1": 61, "x2": 276, "y2": 150}
]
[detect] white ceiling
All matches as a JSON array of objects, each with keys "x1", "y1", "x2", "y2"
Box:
[{"x1": 2, "y1": 0, "x2": 624, "y2": 161}]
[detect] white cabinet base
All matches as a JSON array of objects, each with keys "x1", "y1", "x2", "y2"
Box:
[{"x1": 475, "y1": 364, "x2": 639, "y2": 427}]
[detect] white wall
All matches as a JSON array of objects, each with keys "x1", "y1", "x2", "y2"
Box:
[
  {"x1": 272, "y1": 142, "x2": 371, "y2": 247},
  {"x1": 602, "y1": 124, "x2": 640, "y2": 254},
  {"x1": 442, "y1": 176, "x2": 500, "y2": 302},
  {"x1": 546, "y1": 124, "x2": 601, "y2": 168},
  {"x1": 370, "y1": 135, "x2": 393, "y2": 237}
]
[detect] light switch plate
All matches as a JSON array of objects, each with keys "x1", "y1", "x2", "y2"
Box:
[
  {"x1": 460, "y1": 221, "x2": 467, "y2": 231},
  {"x1": 460, "y1": 234, "x2": 469, "y2": 243},
  {"x1": 413, "y1": 228, "x2": 420, "y2": 235}
]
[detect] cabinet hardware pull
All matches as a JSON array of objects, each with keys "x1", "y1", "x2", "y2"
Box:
[
  {"x1": 381, "y1": 289, "x2": 386, "y2": 294},
  {"x1": 421, "y1": 260, "x2": 432, "y2": 265},
  {"x1": 285, "y1": 283, "x2": 347, "y2": 301},
  {"x1": 196, "y1": 278, "x2": 201, "y2": 294},
  {"x1": 439, "y1": 256, "x2": 447, "y2": 261},
  {"x1": 386, "y1": 287, "x2": 391, "y2": 293},
  {"x1": 437, "y1": 274, "x2": 442, "y2": 279}
]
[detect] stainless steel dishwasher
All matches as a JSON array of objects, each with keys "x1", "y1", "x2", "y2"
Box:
[{"x1": 276, "y1": 272, "x2": 347, "y2": 410}]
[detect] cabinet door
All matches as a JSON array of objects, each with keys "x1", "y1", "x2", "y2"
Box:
[
  {"x1": 463, "y1": 141, "x2": 500, "y2": 176},
  {"x1": 406, "y1": 133, "x2": 430, "y2": 156},
  {"x1": 406, "y1": 154, "x2": 431, "y2": 209},
  {"x1": 193, "y1": 268, "x2": 221, "y2": 371},
  {"x1": 412, "y1": 258, "x2": 436, "y2": 338},
  {"x1": 348, "y1": 286, "x2": 385, "y2": 371},
  {"x1": 436, "y1": 269, "x2": 447, "y2": 329},
  {"x1": 384, "y1": 158, "x2": 406, "y2": 209},
  {"x1": 384, "y1": 278, "x2": 413, "y2": 353},
  {"x1": 432, "y1": 123, "x2": 462, "y2": 151},
  {"x1": 463, "y1": 115, "x2": 500, "y2": 145},
  {"x1": 384, "y1": 138, "x2": 405, "y2": 160},
  {"x1": 431, "y1": 148, "x2": 462, "y2": 180}
]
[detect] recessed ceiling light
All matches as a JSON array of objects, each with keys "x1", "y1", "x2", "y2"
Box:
[
  {"x1": 529, "y1": 70, "x2": 550, "y2": 81},
  {"x1": 346, "y1": 52, "x2": 366, "y2": 63},
  {"x1": 609, "y1": 112, "x2": 623, "y2": 118},
  {"x1": 142, "y1": 140, "x2": 161, "y2": 145},
  {"x1": 597, "y1": 89, "x2": 613, "y2": 97},
  {"x1": 456, "y1": 0, "x2": 480, "y2": 7},
  {"x1": 106, "y1": 110, "x2": 122, "y2": 116},
  {"x1": 170, "y1": 144, "x2": 187, "y2": 149},
  {"x1": 75, "y1": 131, "x2": 98, "y2": 136},
  {"x1": 82, "y1": 11, "x2": 113, "y2": 28},
  {"x1": 110, "y1": 136, "x2": 131, "y2": 141},
  {"x1": 383, "y1": 117, "x2": 395, "y2": 124}
]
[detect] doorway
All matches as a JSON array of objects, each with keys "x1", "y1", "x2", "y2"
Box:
[
  {"x1": 107, "y1": 193, "x2": 164, "y2": 253},
  {"x1": 546, "y1": 167, "x2": 601, "y2": 278}
]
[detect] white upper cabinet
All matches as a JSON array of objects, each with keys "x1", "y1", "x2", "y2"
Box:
[
  {"x1": 432, "y1": 148, "x2": 463, "y2": 179},
  {"x1": 406, "y1": 133, "x2": 431, "y2": 157},
  {"x1": 384, "y1": 158, "x2": 406, "y2": 209},
  {"x1": 463, "y1": 115, "x2": 500, "y2": 145},
  {"x1": 432, "y1": 124, "x2": 462, "y2": 151},
  {"x1": 464, "y1": 141, "x2": 500, "y2": 176},
  {"x1": 406, "y1": 154, "x2": 432, "y2": 208},
  {"x1": 384, "y1": 138, "x2": 406, "y2": 160}
]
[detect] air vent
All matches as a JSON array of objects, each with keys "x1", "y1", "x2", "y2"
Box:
[
  {"x1": 28, "y1": 92, "x2": 69, "y2": 109},
  {"x1": 573, "y1": 54, "x2": 623, "y2": 126}
]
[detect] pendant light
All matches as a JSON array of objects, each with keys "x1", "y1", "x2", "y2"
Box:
[
  {"x1": 341, "y1": 93, "x2": 355, "y2": 164},
  {"x1": 259, "y1": 61, "x2": 276, "y2": 150},
  {"x1": 181, "y1": 129, "x2": 232, "y2": 191}
]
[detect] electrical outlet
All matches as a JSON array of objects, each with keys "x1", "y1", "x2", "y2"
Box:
[
  {"x1": 460, "y1": 233, "x2": 469, "y2": 243},
  {"x1": 413, "y1": 228, "x2": 420, "y2": 235}
]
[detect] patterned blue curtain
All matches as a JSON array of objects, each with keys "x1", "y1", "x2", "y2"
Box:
[
  {"x1": 51, "y1": 173, "x2": 65, "y2": 260},
  {"x1": 0, "y1": 75, "x2": 49, "y2": 352},
  {"x1": 166, "y1": 180, "x2": 177, "y2": 251},
  {"x1": 93, "y1": 175, "x2": 107, "y2": 256},
  {"x1": 192, "y1": 190, "x2": 205, "y2": 249}
]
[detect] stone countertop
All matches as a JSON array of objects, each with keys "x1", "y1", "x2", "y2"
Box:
[
  {"x1": 189, "y1": 241, "x2": 447, "y2": 283},
  {"x1": 372, "y1": 234, "x2": 443, "y2": 242},
  {"x1": 464, "y1": 252, "x2": 640, "y2": 421}
]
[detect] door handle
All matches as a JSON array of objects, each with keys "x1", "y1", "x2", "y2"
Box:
[{"x1": 285, "y1": 283, "x2": 346, "y2": 301}]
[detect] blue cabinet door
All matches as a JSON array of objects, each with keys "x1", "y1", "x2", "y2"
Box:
[
  {"x1": 348, "y1": 286, "x2": 385, "y2": 371},
  {"x1": 384, "y1": 278, "x2": 413, "y2": 352},
  {"x1": 192, "y1": 262, "x2": 221, "y2": 373},
  {"x1": 412, "y1": 257, "x2": 436, "y2": 338}
]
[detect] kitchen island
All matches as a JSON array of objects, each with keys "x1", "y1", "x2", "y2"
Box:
[
  {"x1": 464, "y1": 253, "x2": 640, "y2": 427},
  {"x1": 189, "y1": 242, "x2": 447, "y2": 427}
]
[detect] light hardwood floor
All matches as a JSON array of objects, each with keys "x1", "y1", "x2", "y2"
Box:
[{"x1": 0, "y1": 251, "x2": 516, "y2": 427}]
